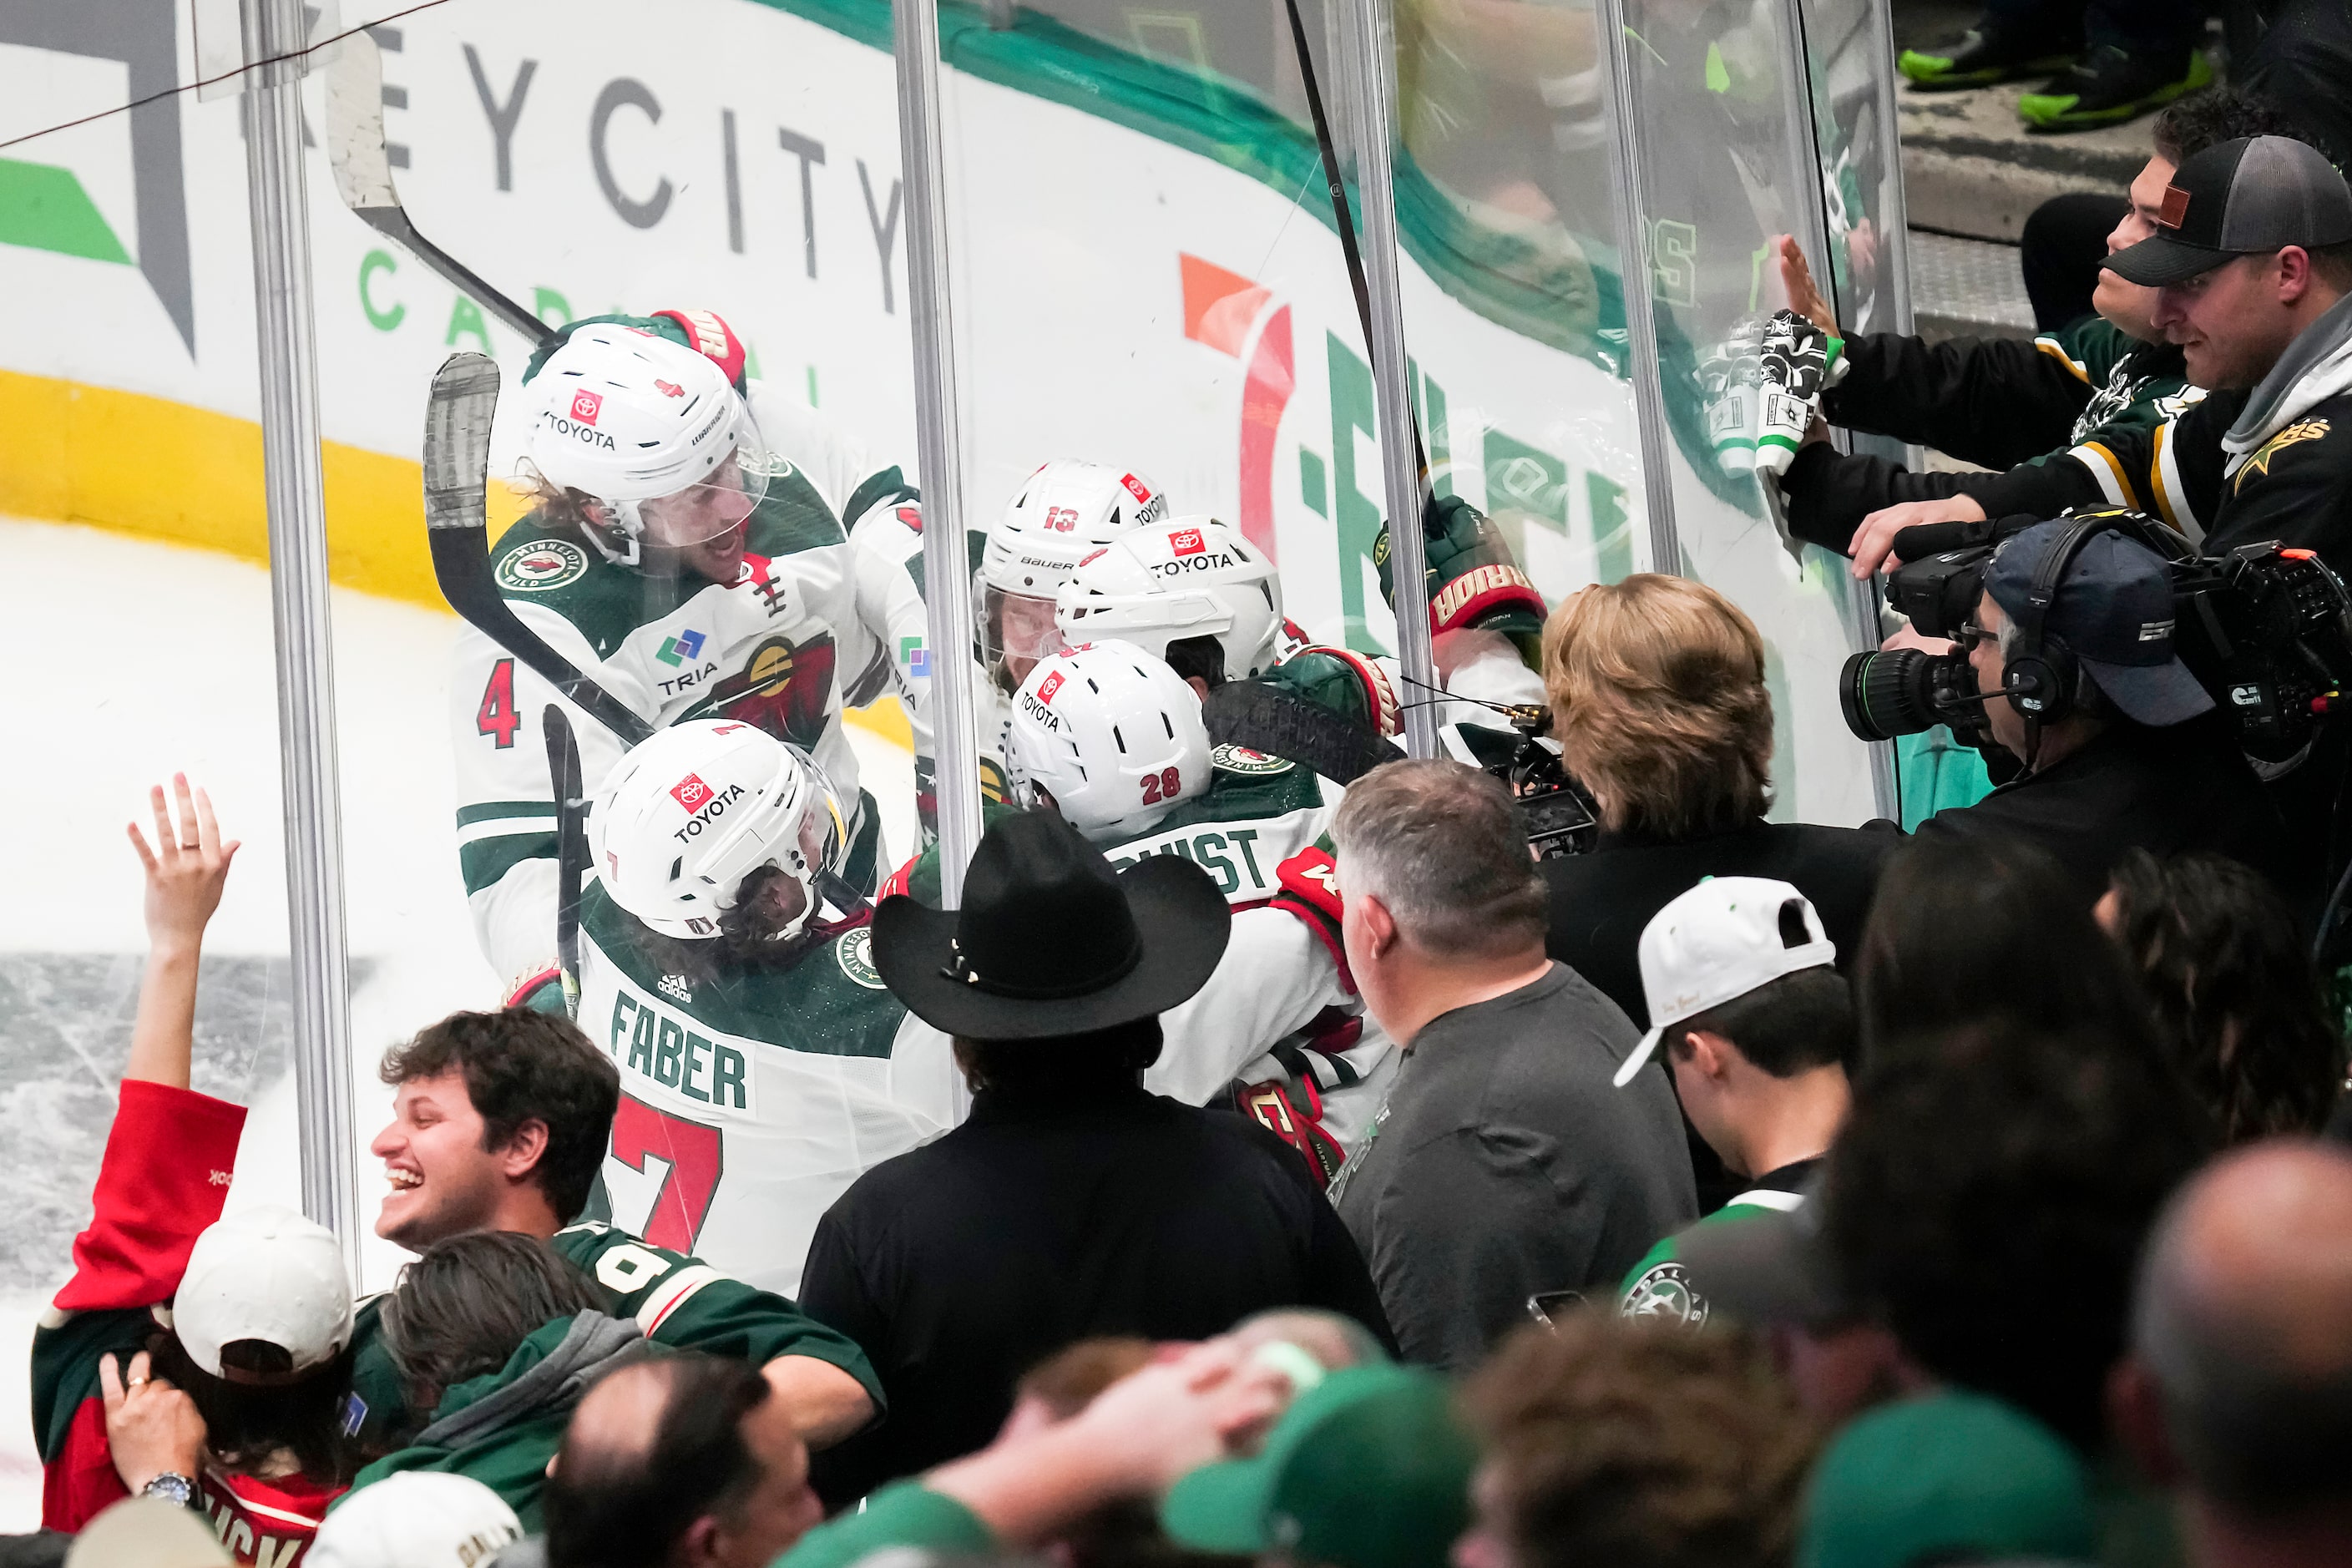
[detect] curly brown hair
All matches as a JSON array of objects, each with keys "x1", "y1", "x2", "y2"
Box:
[
  {"x1": 1462, "y1": 1317, "x2": 1817, "y2": 1568},
  {"x1": 1540, "y1": 575, "x2": 1773, "y2": 838}
]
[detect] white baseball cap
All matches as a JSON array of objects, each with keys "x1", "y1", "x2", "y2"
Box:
[
  {"x1": 172, "y1": 1205, "x2": 354, "y2": 1380},
  {"x1": 311, "y1": 1473, "x2": 524, "y2": 1568},
  {"x1": 1615, "y1": 877, "x2": 1837, "y2": 1088}
]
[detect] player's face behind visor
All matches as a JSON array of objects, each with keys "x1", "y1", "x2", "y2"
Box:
[
  {"x1": 623, "y1": 446, "x2": 767, "y2": 583},
  {"x1": 982, "y1": 585, "x2": 1070, "y2": 689}
]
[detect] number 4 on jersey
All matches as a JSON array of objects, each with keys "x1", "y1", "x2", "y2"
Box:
[{"x1": 478, "y1": 658, "x2": 520, "y2": 748}]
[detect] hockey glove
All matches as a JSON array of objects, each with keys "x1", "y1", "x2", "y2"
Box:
[
  {"x1": 1755, "y1": 307, "x2": 1832, "y2": 478},
  {"x1": 1373, "y1": 495, "x2": 1548, "y2": 640}
]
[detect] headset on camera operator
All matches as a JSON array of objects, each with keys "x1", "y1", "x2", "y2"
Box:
[{"x1": 1852, "y1": 513, "x2": 2304, "y2": 908}]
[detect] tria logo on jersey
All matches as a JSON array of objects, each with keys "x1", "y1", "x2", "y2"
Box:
[
  {"x1": 671, "y1": 778, "x2": 751, "y2": 842},
  {"x1": 570, "y1": 389, "x2": 603, "y2": 425},
  {"x1": 657, "y1": 629, "x2": 707, "y2": 668}
]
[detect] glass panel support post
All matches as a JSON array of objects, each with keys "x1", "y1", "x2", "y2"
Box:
[
  {"x1": 1333, "y1": 0, "x2": 1440, "y2": 760},
  {"x1": 1591, "y1": 0, "x2": 1683, "y2": 580},
  {"x1": 238, "y1": 0, "x2": 361, "y2": 1278},
  {"x1": 894, "y1": 0, "x2": 986, "y2": 907}
]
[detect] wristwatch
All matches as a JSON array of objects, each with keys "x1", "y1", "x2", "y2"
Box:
[{"x1": 141, "y1": 1471, "x2": 196, "y2": 1509}]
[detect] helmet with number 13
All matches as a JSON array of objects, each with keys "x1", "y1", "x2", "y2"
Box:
[{"x1": 977, "y1": 459, "x2": 1170, "y2": 689}]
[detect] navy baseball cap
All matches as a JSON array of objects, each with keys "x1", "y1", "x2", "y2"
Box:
[
  {"x1": 1984, "y1": 520, "x2": 2213, "y2": 727},
  {"x1": 2106, "y1": 135, "x2": 2352, "y2": 287}
]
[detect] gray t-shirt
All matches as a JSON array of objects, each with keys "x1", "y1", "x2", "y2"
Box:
[{"x1": 1330, "y1": 963, "x2": 1697, "y2": 1369}]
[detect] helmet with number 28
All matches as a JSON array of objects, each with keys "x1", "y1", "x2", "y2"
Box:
[
  {"x1": 1056, "y1": 518, "x2": 1284, "y2": 683},
  {"x1": 589, "y1": 720, "x2": 848, "y2": 943},
  {"x1": 523, "y1": 326, "x2": 776, "y2": 568},
  {"x1": 978, "y1": 459, "x2": 1170, "y2": 686},
  {"x1": 1005, "y1": 641, "x2": 1211, "y2": 842}
]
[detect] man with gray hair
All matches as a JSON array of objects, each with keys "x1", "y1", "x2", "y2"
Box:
[
  {"x1": 2111, "y1": 1141, "x2": 2352, "y2": 1568},
  {"x1": 1326, "y1": 759, "x2": 1695, "y2": 1368}
]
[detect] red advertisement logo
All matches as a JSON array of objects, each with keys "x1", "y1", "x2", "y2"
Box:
[
  {"x1": 670, "y1": 773, "x2": 715, "y2": 811},
  {"x1": 570, "y1": 389, "x2": 604, "y2": 425},
  {"x1": 1036, "y1": 671, "x2": 1065, "y2": 704},
  {"x1": 1171, "y1": 528, "x2": 1206, "y2": 555},
  {"x1": 1120, "y1": 473, "x2": 1152, "y2": 505},
  {"x1": 654, "y1": 379, "x2": 684, "y2": 399}
]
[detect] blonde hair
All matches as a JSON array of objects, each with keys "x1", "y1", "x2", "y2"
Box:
[{"x1": 1540, "y1": 574, "x2": 1773, "y2": 837}]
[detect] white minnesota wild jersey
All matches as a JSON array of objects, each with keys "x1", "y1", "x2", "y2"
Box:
[
  {"x1": 574, "y1": 883, "x2": 959, "y2": 1297},
  {"x1": 453, "y1": 460, "x2": 929, "y2": 988},
  {"x1": 1104, "y1": 745, "x2": 1333, "y2": 903}
]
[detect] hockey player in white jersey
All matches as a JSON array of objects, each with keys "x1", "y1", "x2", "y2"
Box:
[
  {"x1": 579, "y1": 718, "x2": 957, "y2": 1297},
  {"x1": 890, "y1": 639, "x2": 1388, "y2": 1176},
  {"x1": 453, "y1": 319, "x2": 932, "y2": 998}
]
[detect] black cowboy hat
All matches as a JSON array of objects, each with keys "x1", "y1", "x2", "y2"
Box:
[{"x1": 873, "y1": 811, "x2": 1231, "y2": 1039}]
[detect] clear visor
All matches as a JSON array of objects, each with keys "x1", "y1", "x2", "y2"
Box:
[
  {"x1": 638, "y1": 427, "x2": 777, "y2": 548},
  {"x1": 977, "y1": 583, "x2": 1070, "y2": 685}
]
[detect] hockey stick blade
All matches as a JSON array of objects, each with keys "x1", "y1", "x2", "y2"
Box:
[
  {"x1": 326, "y1": 33, "x2": 552, "y2": 346},
  {"x1": 424, "y1": 353, "x2": 655, "y2": 748},
  {"x1": 542, "y1": 705, "x2": 589, "y2": 1019}
]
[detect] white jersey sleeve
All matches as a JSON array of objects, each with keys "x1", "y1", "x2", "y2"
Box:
[
  {"x1": 449, "y1": 607, "x2": 657, "y2": 992},
  {"x1": 1146, "y1": 905, "x2": 1356, "y2": 1105}
]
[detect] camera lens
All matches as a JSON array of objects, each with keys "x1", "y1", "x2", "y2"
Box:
[{"x1": 1840, "y1": 649, "x2": 1944, "y2": 741}]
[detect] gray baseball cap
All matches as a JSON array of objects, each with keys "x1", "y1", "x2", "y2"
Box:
[
  {"x1": 1983, "y1": 520, "x2": 2214, "y2": 728},
  {"x1": 2107, "y1": 135, "x2": 2352, "y2": 287}
]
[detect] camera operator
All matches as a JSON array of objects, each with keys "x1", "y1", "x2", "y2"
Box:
[{"x1": 1909, "y1": 519, "x2": 2296, "y2": 905}]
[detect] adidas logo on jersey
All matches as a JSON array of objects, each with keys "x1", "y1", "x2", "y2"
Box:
[{"x1": 658, "y1": 974, "x2": 693, "y2": 1003}]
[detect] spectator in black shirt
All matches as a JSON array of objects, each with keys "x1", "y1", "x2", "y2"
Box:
[
  {"x1": 799, "y1": 812, "x2": 1388, "y2": 1506},
  {"x1": 1910, "y1": 518, "x2": 2297, "y2": 908},
  {"x1": 1538, "y1": 574, "x2": 1894, "y2": 1031}
]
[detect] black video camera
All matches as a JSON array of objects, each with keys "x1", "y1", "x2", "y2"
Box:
[
  {"x1": 1445, "y1": 708, "x2": 1601, "y2": 858},
  {"x1": 1839, "y1": 508, "x2": 2352, "y2": 765}
]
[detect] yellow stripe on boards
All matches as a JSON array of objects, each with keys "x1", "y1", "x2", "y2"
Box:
[{"x1": 0, "y1": 365, "x2": 538, "y2": 609}]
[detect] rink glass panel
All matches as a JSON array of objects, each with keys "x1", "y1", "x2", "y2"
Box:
[
  {"x1": 304, "y1": 0, "x2": 948, "y2": 1289},
  {"x1": 1607, "y1": 0, "x2": 1882, "y2": 825},
  {"x1": 1384, "y1": 0, "x2": 1656, "y2": 611},
  {"x1": 927, "y1": 0, "x2": 1372, "y2": 656}
]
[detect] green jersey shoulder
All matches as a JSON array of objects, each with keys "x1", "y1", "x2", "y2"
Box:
[
  {"x1": 580, "y1": 885, "x2": 903, "y2": 1061},
  {"x1": 1618, "y1": 1190, "x2": 1807, "y2": 1329}
]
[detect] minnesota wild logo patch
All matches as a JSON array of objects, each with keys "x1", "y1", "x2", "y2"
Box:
[
  {"x1": 496, "y1": 538, "x2": 590, "y2": 592},
  {"x1": 836, "y1": 927, "x2": 886, "y2": 989},
  {"x1": 1211, "y1": 743, "x2": 1294, "y2": 775}
]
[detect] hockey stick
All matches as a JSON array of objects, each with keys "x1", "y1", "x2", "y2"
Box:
[
  {"x1": 326, "y1": 31, "x2": 553, "y2": 346},
  {"x1": 1277, "y1": 0, "x2": 1427, "y2": 479},
  {"x1": 1201, "y1": 680, "x2": 1403, "y2": 785},
  {"x1": 542, "y1": 705, "x2": 589, "y2": 1019},
  {"x1": 424, "y1": 352, "x2": 655, "y2": 747}
]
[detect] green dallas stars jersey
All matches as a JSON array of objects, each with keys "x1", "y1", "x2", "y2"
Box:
[
  {"x1": 453, "y1": 461, "x2": 929, "y2": 995},
  {"x1": 345, "y1": 1220, "x2": 883, "y2": 1456},
  {"x1": 1617, "y1": 1187, "x2": 1807, "y2": 1328},
  {"x1": 574, "y1": 884, "x2": 958, "y2": 1298}
]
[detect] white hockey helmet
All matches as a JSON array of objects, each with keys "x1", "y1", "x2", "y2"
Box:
[
  {"x1": 978, "y1": 460, "x2": 1170, "y2": 683},
  {"x1": 1005, "y1": 640, "x2": 1211, "y2": 842},
  {"x1": 1055, "y1": 518, "x2": 1284, "y2": 681},
  {"x1": 588, "y1": 719, "x2": 849, "y2": 942},
  {"x1": 523, "y1": 325, "x2": 776, "y2": 567}
]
